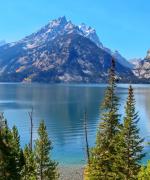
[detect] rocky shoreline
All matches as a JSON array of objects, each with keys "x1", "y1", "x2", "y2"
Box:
[{"x1": 58, "y1": 165, "x2": 84, "y2": 180}]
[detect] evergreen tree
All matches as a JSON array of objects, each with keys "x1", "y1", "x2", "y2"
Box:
[
  {"x1": 21, "y1": 145, "x2": 36, "y2": 180},
  {"x1": 0, "y1": 113, "x2": 6, "y2": 177},
  {"x1": 11, "y1": 126, "x2": 24, "y2": 179},
  {"x1": 138, "y1": 161, "x2": 150, "y2": 179},
  {"x1": 34, "y1": 121, "x2": 58, "y2": 180},
  {"x1": 119, "y1": 85, "x2": 145, "y2": 179},
  {"x1": 86, "y1": 59, "x2": 121, "y2": 179},
  {"x1": 0, "y1": 115, "x2": 18, "y2": 180},
  {"x1": 0, "y1": 122, "x2": 9, "y2": 179}
]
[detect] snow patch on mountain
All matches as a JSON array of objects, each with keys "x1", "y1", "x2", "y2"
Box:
[
  {"x1": 14, "y1": 16, "x2": 103, "y2": 50},
  {"x1": 7, "y1": 16, "x2": 132, "y2": 69},
  {"x1": 78, "y1": 23, "x2": 103, "y2": 48}
]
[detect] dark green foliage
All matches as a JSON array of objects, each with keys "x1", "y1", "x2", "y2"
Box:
[
  {"x1": 138, "y1": 161, "x2": 150, "y2": 179},
  {"x1": 21, "y1": 145, "x2": 36, "y2": 180},
  {"x1": 0, "y1": 114, "x2": 19, "y2": 180},
  {"x1": 0, "y1": 113, "x2": 58, "y2": 180},
  {"x1": 11, "y1": 126, "x2": 25, "y2": 179},
  {"x1": 34, "y1": 120, "x2": 58, "y2": 180},
  {"x1": 21, "y1": 121, "x2": 58, "y2": 180},
  {"x1": 119, "y1": 85, "x2": 145, "y2": 179},
  {"x1": 87, "y1": 59, "x2": 121, "y2": 179},
  {"x1": 86, "y1": 60, "x2": 145, "y2": 180}
]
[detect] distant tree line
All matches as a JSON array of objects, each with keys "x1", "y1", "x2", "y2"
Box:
[
  {"x1": 84, "y1": 59, "x2": 149, "y2": 179},
  {"x1": 0, "y1": 114, "x2": 58, "y2": 180}
]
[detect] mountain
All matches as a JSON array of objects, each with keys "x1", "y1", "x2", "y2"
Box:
[
  {"x1": 78, "y1": 23, "x2": 133, "y2": 69},
  {"x1": 130, "y1": 58, "x2": 142, "y2": 67},
  {"x1": 103, "y1": 48, "x2": 133, "y2": 69},
  {"x1": 0, "y1": 16, "x2": 135, "y2": 83},
  {"x1": 13, "y1": 16, "x2": 102, "y2": 50},
  {"x1": 0, "y1": 40, "x2": 6, "y2": 47},
  {"x1": 132, "y1": 50, "x2": 150, "y2": 81},
  {"x1": 78, "y1": 23, "x2": 103, "y2": 48}
]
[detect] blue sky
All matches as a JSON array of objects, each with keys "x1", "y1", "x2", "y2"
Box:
[{"x1": 0, "y1": 0, "x2": 150, "y2": 59}]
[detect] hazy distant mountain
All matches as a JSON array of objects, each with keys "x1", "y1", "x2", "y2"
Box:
[
  {"x1": 103, "y1": 48, "x2": 133, "y2": 69},
  {"x1": 0, "y1": 16, "x2": 135, "y2": 83},
  {"x1": 0, "y1": 40, "x2": 6, "y2": 47},
  {"x1": 130, "y1": 58, "x2": 142, "y2": 67}
]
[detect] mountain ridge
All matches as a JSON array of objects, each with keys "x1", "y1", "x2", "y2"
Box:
[
  {"x1": 132, "y1": 50, "x2": 150, "y2": 81},
  {"x1": 0, "y1": 16, "x2": 136, "y2": 83}
]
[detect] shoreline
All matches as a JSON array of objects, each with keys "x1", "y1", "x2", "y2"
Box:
[{"x1": 58, "y1": 165, "x2": 84, "y2": 180}]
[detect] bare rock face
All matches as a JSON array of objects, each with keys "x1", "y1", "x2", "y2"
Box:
[
  {"x1": 145, "y1": 49, "x2": 150, "y2": 60},
  {"x1": 0, "y1": 17, "x2": 135, "y2": 83},
  {"x1": 133, "y1": 49, "x2": 150, "y2": 81}
]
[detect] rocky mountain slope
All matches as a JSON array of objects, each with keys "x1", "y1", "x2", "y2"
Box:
[
  {"x1": 132, "y1": 50, "x2": 150, "y2": 81},
  {"x1": 0, "y1": 17, "x2": 135, "y2": 83}
]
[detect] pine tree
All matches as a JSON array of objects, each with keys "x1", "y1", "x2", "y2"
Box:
[
  {"x1": 0, "y1": 113, "x2": 6, "y2": 177},
  {"x1": 11, "y1": 126, "x2": 24, "y2": 179},
  {"x1": 0, "y1": 115, "x2": 18, "y2": 180},
  {"x1": 21, "y1": 145, "x2": 36, "y2": 180},
  {"x1": 34, "y1": 121, "x2": 58, "y2": 180},
  {"x1": 119, "y1": 85, "x2": 145, "y2": 179},
  {"x1": 86, "y1": 59, "x2": 121, "y2": 179},
  {"x1": 138, "y1": 161, "x2": 150, "y2": 179}
]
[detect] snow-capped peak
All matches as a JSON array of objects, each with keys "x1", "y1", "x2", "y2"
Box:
[
  {"x1": 79, "y1": 23, "x2": 94, "y2": 34},
  {"x1": 78, "y1": 23, "x2": 103, "y2": 48},
  {"x1": 20, "y1": 16, "x2": 104, "y2": 50},
  {"x1": 14, "y1": 16, "x2": 130, "y2": 70},
  {"x1": 48, "y1": 16, "x2": 68, "y2": 28}
]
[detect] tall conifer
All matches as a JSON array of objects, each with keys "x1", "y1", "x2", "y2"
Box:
[
  {"x1": 34, "y1": 121, "x2": 58, "y2": 180},
  {"x1": 11, "y1": 126, "x2": 24, "y2": 179},
  {"x1": 21, "y1": 145, "x2": 36, "y2": 180},
  {"x1": 119, "y1": 85, "x2": 145, "y2": 179},
  {"x1": 86, "y1": 59, "x2": 121, "y2": 179},
  {"x1": 0, "y1": 115, "x2": 18, "y2": 179}
]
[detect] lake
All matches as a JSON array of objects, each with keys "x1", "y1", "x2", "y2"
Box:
[{"x1": 1, "y1": 83, "x2": 150, "y2": 165}]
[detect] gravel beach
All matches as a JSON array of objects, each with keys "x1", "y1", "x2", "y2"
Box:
[{"x1": 58, "y1": 165, "x2": 84, "y2": 180}]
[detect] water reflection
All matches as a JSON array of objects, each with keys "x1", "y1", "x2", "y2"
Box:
[{"x1": 0, "y1": 83, "x2": 150, "y2": 165}]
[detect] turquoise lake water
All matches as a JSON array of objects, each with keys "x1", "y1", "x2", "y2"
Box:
[{"x1": 1, "y1": 83, "x2": 150, "y2": 165}]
